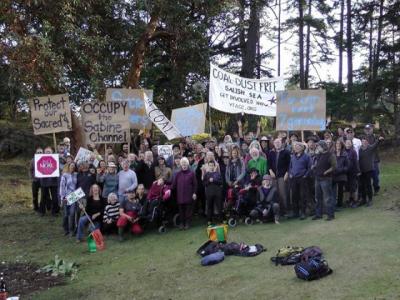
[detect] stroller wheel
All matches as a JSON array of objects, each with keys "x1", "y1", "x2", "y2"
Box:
[
  {"x1": 158, "y1": 226, "x2": 167, "y2": 234},
  {"x1": 228, "y1": 218, "x2": 237, "y2": 228},
  {"x1": 245, "y1": 217, "x2": 253, "y2": 225},
  {"x1": 173, "y1": 213, "x2": 181, "y2": 227}
]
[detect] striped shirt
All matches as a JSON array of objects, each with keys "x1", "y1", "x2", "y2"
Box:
[{"x1": 103, "y1": 203, "x2": 120, "y2": 222}]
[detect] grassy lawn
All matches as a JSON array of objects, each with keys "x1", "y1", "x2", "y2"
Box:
[{"x1": 1, "y1": 157, "x2": 399, "y2": 299}]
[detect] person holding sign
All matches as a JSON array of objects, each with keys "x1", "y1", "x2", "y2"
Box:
[
  {"x1": 29, "y1": 147, "x2": 43, "y2": 212},
  {"x1": 39, "y1": 146, "x2": 60, "y2": 216},
  {"x1": 59, "y1": 162, "x2": 78, "y2": 236}
]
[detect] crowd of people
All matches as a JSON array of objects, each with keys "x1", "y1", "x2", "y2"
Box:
[{"x1": 29, "y1": 121, "x2": 384, "y2": 242}]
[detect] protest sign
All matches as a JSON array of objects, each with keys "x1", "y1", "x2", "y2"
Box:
[
  {"x1": 66, "y1": 188, "x2": 86, "y2": 205},
  {"x1": 81, "y1": 102, "x2": 130, "y2": 144},
  {"x1": 143, "y1": 91, "x2": 182, "y2": 140},
  {"x1": 30, "y1": 94, "x2": 72, "y2": 135},
  {"x1": 34, "y1": 154, "x2": 60, "y2": 178},
  {"x1": 276, "y1": 90, "x2": 326, "y2": 131},
  {"x1": 157, "y1": 145, "x2": 173, "y2": 160},
  {"x1": 74, "y1": 147, "x2": 100, "y2": 167},
  {"x1": 106, "y1": 88, "x2": 153, "y2": 130},
  {"x1": 209, "y1": 63, "x2": 284, "y2": 116},
  {"x1": 171, "y1": 103, "x2": 207, "y2": 136}
]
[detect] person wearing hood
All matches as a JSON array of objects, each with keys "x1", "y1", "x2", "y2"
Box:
[
  {"x1": 247, "y1": 148, "x2": 268, "y2": 177},
  {"x1": 312, "y1": 140, "x2": 337, "y2": 221},
  {"x1": 171, "y1": 157, "x2": 197, "y2": 230}
]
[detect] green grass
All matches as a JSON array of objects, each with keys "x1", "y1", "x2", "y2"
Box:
[{"x1": 1, "y1": 158, "x2": 400, "y2": 300}]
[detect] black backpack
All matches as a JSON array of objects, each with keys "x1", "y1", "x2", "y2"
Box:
[
  {"x1": 271, "y1": 252, "x2": 303, "y2": 265},
  {"x1": 197, "y1": 240, "x2": 225, "y2": 257},
  {"x1": 294, "y1": 257, "x2": 333, "y2": 281},
  {"x1": 223, "y1": 242, "x2": 266, "y2": 257}
]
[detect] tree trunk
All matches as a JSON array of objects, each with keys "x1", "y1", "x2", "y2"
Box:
[
  {"x1": 346, "y1": 0, "x2": 353, "y2": 92},
  {"x1": 298, "y1": 0, "x2": 305, "y2": 89},
  {"x1": 240, "y1": 0, "x2": 260, "y2": 78},
  {"x1": 304, "y1": 0, "x2": 311, "y2": 89},
  {"x1": 126, "y1": 13, "x2": 159, "y2": 88},
  {"x1": 338, "y1": 0, "x2": 344, "y2": 84}
]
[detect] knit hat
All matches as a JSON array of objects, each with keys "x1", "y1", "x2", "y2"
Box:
[
  {"x1": 317, "y1": 140, "x2": 329, "y2": 151},
  {"x1": 263, "y1": 174, "x2": 272, "y2": 181}
]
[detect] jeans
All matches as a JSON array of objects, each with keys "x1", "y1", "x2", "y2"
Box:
[
  {"x1": 40, "y1": 186, "x2": 59, "y2": 215},
  {"x1": 76, "y1": 215, "x2": 100, "y2": 240},
  {"x1": 205, "y1": 185, "x2": 223, "y2": 222},
  {"x1": 372, "y1": 161, "x2": 380, "y2": 191},
  {"x1": 315, "y1": 178, "x2": 334, "y2": 218},
  {"x1": 118, "y1": 194, "x2": 127, "y2": 204},
  {"x1": 290, "y1": 177, "x2": 307, "y2": 216},
  {"x1": 332, "y1": 181, "x2": 345, "y2": 207},
  {"x1": 275, "y1": 177, "x2": 289, "y2": 215},
  {"x1": 359, "y1": 171, "x2": 373, "y2": 203},
  {"x1": 63, "y1": 203, "x2": 76, "y2": 234}
]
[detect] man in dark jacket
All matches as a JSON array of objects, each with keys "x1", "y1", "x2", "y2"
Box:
[
  {"x1": 135, "y1": 150, "x2": 156, "y2": 190},
  {"x1": 312, "y1": 141, "x2": 337, "y2": 221},
  {"x1": 30, "y1": 147, "x2": 43, "y2": 212},
  {"x1": 364, "y1": 124, "x2": 381, "y2": 194},
  {"x1": 268, "y1": 138, "x2": 291, "y2": 216},
  {"x1": 359, "y1": 135, "x2": 384, "y2": 206},
  {"x1": 39, "y1": 146, "x2": 60, "y2": 216},
  {"x1": 249, "y1": 175, "x2": 280, "y2": 224}
]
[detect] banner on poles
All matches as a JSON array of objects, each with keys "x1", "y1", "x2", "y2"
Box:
[
  {"x1": 276, "y1": 90, "x2": 326, "y2": 131},
  {"x1": 143, "y1": 91, "x2": 182, "y2": 140},
  {"x1": 157, "y1": 145, "x2": 173, "y2": 160},
  {"x1": 34, "y1": 154, "x2": 60, "y2": 178},
  {"x1": 66, "y1": 188, "x2": 86, "y2": 205},
  {"x1": 81, "y1": 102, "x2": 130, "y2": 144},
  {"x1": 106, "y1": 88, "x2": 153, "y2": 130},
  {"x1": 171, "y1": 103, "x2": 207, "y2": 136},
  {"x1": 30, "y1": 94, "x2": 72, "y2": 135},
  {"x1": 208, "y1": 63, "x2": 284, "y2": 116}
]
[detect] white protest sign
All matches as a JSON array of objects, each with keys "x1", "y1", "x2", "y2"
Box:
[
  {"x1": 74, "y1": 147, "x2": 100, "y2": 167},
  {"x1": 66, "y1": 187, "x2": 86, "y2": 205},
  {"x1": 34, "y1": 154, "x2": 60, "y2": 178},
  {"x1": 209, "y1": 63, "x2": 284, "y2": 116},
  {"x1": 171, "y1": 103, "x2": 207, "y2": 136},
  {"x1": 143, "y1": 91, "x2": 182, "y2": 140},
  {"x1": 157, "y1": 145, "x2": 173, "y2": 160}
]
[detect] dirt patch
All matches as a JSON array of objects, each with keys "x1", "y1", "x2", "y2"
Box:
[{"x1": 0, "y1": 262, "x2": 65, "y2": 298}]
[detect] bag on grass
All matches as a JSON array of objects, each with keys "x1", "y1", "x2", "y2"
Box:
[
  {"x1": 207, "y1": 224, "x2": 228, "y2": 242},
  {"x1": 301, "y1": 246, "x2": 323, "y2": 262},
  {"x1": 294, "y1": 257, "x2": 333, "y2": 281},
  {"x1": 87, "y1": 235, "x2": 97, "y2": 253},
  {"x1": 223, "y1": 242, "x2": 266, "y2": 257},
  {"x1": 201, "y1": 252, "x2": 225, "y2": 266},
  {"x1": 271, "y1": 246, "x2": 304, "y2": 265},
  {"x1": 91, "y1": 229, "x2": 105, "y2": 251},
  {"x1": 197, "y1": 240, "x2": 225, "y2": 257}
]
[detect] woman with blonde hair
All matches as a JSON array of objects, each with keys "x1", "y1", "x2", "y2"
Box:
[{"x1": 59, "y1": 162, "x2": 78, "y2": 236}]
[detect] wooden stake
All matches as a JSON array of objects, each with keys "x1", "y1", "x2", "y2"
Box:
[
  {"x1": 52, "y1": 133, "x2": 57, "y2": 151},
  {"x1": 301, "y1": 130, "x2": 304, "y2": 142}
]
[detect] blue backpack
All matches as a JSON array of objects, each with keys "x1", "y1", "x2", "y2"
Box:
[
  {"x1": 201, "y1": 252, "x2": 225, "y2": 266},
  {"x1": 294, "y1": 257, "x2": 333, "y2": 281}
]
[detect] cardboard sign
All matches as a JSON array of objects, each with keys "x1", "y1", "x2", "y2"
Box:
[
  {"x1": 143, "y1": 91, "x2": 182, "y2": 140},
  {"x1": 276, "y1": 90, "x2": 326, "y2": 131},
  {"x1": 171, "y1": 103, "x2": 207, "y2": 136},
  {"x1": 30, "y1": 94, "x2": 72, "y2": 135},
  {"x1": 81, "y1": 101, "x2": 130, "y2": 144},
  {"x1": 209, "y1": 63, "x2": 284, "y2": 116},
  {"x1": 66, "y1": 187, "x2": 86, "y2": 205},
  {"x1": 157, "y1": 145, "x2": 173, "y2": 160},
  {"x1": 106, "y1": 88, "x2": 153, "y2": 130},
  {"x1": 74, "y1": 147, "x2": 100, "y2": 167},
  {"x1": 34, "y1": 154, "x2": 60, "y2": 178}
]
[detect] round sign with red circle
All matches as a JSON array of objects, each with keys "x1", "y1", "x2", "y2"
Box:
[{"x1": 36, "y1": 156, "x2": 58, "y2": 176}]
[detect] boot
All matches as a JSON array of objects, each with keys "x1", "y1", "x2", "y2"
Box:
[
  {"x1": 118, "y1": 227, "x2": 125, "y2": 242},
  {"x1": 274, "y1": 215, "x2": 280, "y2": 225}
]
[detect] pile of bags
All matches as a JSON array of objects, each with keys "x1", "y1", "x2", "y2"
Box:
[{"x1": 270, "y1": 246, "x2": 333, "y2": 281}]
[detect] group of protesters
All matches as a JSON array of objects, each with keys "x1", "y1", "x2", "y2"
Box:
[{"x1": 29, "y1": 121, "x2": 383, "y2": 242}]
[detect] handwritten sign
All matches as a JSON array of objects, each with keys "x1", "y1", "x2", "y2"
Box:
[
  {"x1": 209, "y1": 63, "x2": 284, "y2": 116},
  {"x1": 30, "y1": 94, "x2": 72, "y2": 135},
  {"x1": 66, "y1": 188, "x2": 86, "y2": 205},
  {"x1": 171, "y1": 103, "x2": 207, "y2": 136},
  {"x1": 157, "y1": 145, "x2": 173, "y2": 160},
  {"x1": 106, "y1": 88, "x2": 153, "y2": 130},
  {"x1": 143, "y1": 91, "x2": 182, "y2": 140},
  {"x1": 74, "y1": 147, "x2": 100, "y2": 167},
  {"x1": 81, "y1": 102, "x2": 130, "y2": 144},
  {"x1": 276, "y1": 90, "x2": 326, "y2": 131},
  {"x1": 34, "y1": 154, "x2": 60, "y2": 178}
]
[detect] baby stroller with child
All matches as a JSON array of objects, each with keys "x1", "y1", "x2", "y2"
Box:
[{"x1": 224, "y1": 168, "x2": 261, "y2": 227}]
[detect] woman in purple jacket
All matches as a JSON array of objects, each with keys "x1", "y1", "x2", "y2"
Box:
[{"x1": 171, "y1": 157, "x2": 197, "y2": 230}]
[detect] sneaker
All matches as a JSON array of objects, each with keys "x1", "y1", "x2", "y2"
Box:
[
  {"x1": 312, "y1": 216, "x2": 322, "y2": 220},
  {"x1": 274, "y1": 219, "x2": 280, "y2": 225},
  {"x1": 326, "y1": 216, "x2": 335, "y2": 221},
  {"x1": 184, "y1": 224, "x2": 190, "y2": 230}
]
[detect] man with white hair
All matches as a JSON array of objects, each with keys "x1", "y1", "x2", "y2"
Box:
[
  {"x1": 247, "y1": 148, "x2": 268, "y2": 177},
  {"x1": 135, "y1": 150, "x2": 156, "y2": 189},
  {"x1": 117, "y1": 160, "x2": 138, "y2": 203}
]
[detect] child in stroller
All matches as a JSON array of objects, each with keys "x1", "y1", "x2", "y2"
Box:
[
  {"x1": 225, "y1": 168, "x2": 262, "y2": 227},
  {"x1": 141, "y1": 177, "x2": 172, "y2": 233}
]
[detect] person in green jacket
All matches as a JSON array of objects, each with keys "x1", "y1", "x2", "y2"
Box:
[{"x1": 247, "y1": 148, "x2": 268, "y2": 177}]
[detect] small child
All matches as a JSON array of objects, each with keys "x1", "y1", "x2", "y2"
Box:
[{"x1": 102, "y1": 193, "x2": 120, "y2": 234}]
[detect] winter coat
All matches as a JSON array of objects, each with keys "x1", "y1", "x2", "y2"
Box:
[{"x1": 171, "y1": 169, "x2": 197, "y2": 205}]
